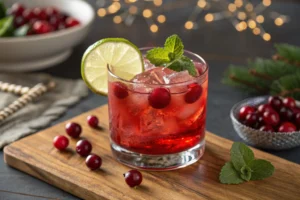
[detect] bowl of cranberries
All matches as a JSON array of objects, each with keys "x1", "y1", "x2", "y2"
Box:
[
  {"x1": 231, "y1": 96, "x2": 300, "y2": 150},
  {"x1": 0, "y1": 0, "x2": 95, "y2": 71}
]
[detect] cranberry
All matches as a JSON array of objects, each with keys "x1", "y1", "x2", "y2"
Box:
[
  {"x1": 65, "y1": 17, "x2": 80, "y2": 28},
  {"x1": 279, "y1": 107, "x2": 294, "y2": 121},
  {"x1": 295, "y1": 113, "x2": 300, "y2": 127},
  {"x1": 33, "y1": 21, "x2": 53, "y2": 34},
  {"x1": 8, "y1": 3, "x2": 25, "y2": 16},
  {"x1": 22, "y1": 9, "x2": 36, "y2": 22},
  {"x1": 113, "y1": 82, "x2": 128, "y2": 99},
  {"x1": 59, "y1": 13, "x2": 69, "y2": 21},
  {"x1": 283, "y1": 97, "x2": 296, "y2": 109},
  {"x1": 123, "y1": 170, "x2": 143, "y2": 187},
  {"x1": 85, "y1": 154, "x2": 102, "y2": 170},
  {"x1": 244, "y1": 112, "x2": 259, "y2": 127},
  {"x1": 58, "y1": 22, "x2": 66, "y2": 30},
  {"x1": 76, "y1": 139, "x2": 92, "y2": 157},
  {"x1": 278, "y1": 122, "x2": 297, "y2": 132},
  {"x1": 45, "y1": 7, "x2": 59, "y2": 18},
  {"x1": 257, "y1": 115, "x2": 265, "y2": 127},
  {"x1": 258, "y1": 104, "x2": 274, "y2": 114},
  {"x1": 53, "y1": 135, "x2": 69, "y2": 150},
  {"x1": 259, "y1": 125, "x2": 274, "y2": 132},
  {"x1": 49, "y1": 16, "x2": 61, "y2": 30},
  {"x1": 263, "y1": 110, "x2": 280, "y2": 126},
  {"x1": 148, "y1": 88, "x2": 171, "y2": 109},
  {"x1": 184, "y1": 83, "x2": 202, "y2": 104},
  {"x1": 239, "y1": 106, "x2": 256, "y2": 121},
  {"x1": 268, "y1": 96, "x2": 282, "y2": 111},
  {"x1": 14, "y1": 16, "x2": 26, "y2": 28},
  {"x1": 33, "y1": 8, "x2": 47, "y2": 20},
  {"x1": 87, "y1": 115, "x2": 99, "y2": 128},
  {"x1": 65, "y1": 122, "x2": 82, "y2": 138}
]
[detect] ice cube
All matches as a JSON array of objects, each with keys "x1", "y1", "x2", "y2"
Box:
[
  {"x1": 164, "y1": 70, "x2": 195, "y2": 84},
  {"x1": 143, "y1": 58, "x2": 156, "y2": 70},
  {"x1": 140, "y1": 108, "x2": 165, "y2": 135},
  {"x1": 132, "y1": 67, "x2": 174, "y2": 84}
]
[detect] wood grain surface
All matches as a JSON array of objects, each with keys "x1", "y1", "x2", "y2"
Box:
[{"x1": 4, "y1": 105, "x2": 300, "y2": 200}]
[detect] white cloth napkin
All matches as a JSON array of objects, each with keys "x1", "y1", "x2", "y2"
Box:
[{"x1": 0, "y1": 73, "x2": 88, "y2": 148}]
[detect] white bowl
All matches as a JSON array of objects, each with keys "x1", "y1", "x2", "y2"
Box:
[{"x1": 0, "y1": 0, "x2": 95, "y2": 72}]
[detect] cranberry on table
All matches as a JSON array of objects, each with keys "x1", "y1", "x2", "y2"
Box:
[
  {"x1": 124, "y1": 170, "x2": 143, "y2": 187},
  {"x1": 185, "y1": 83, "x2": 202, "y2": 104},
  {"x1": 85, "y1": 154, "x2": 102, "y2": 170},
  {"x1": 278, "y1": 122, "x2": 297, "y2": 132},
  {"x1": 263, "y1": 110, "x2": 280, "y2": 126},
  {"x1": 65, "y1": 122, "x2": 82, "y2": 138},
  {"x1": 259, "y1": 125, "x2": 274, "y2": 132},
  {"x1": 87, "y1": 115, "x2": 99, "y2": 128},
  {"x1": 53, "y1": 135, "x2": 69, "y2": 150},
  {"x1": 239, "y1": 106, "x2": 256, "y2": 120},
  {"x1": 148, "y1": 88, "x2": 171, "y2": 109},
  {"x1": 8, "y1": 3, "x2": 25, "y2": 16},
  {"x1": 113, "y1": 82, "x2": 128, "y2": 99},
  {"x1": 76, "y1": 139, "x2": 92, "y2": 157},
  {"x1": 279, "y1": 107, "x2": 294, "y2": 121},
  {"x1": 244, "y1": 112, "x2": 259, "y2": 127},
  {"x1": 268, "y1": 96, "x2": 282, "y2": 111},
  {"x1": 283, "y1": 97, "x2": 296, "y2": 109},
  {"x1": 65, "y1": 17, "x2": 80, "y2": 28},
  {"x1": 33, "y1": 21, "x2": 53, "y2": 34},
  {"x1": 257, "y1": 104, "x2": 274, "y2": 114}
]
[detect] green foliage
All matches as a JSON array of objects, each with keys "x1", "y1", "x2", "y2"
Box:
[
  {"x1": 0, "y1": 2, "x2": 6, "y2": 19},
  {"x1": 223, "y1": 43, "x2": 300, "y2": 99}
]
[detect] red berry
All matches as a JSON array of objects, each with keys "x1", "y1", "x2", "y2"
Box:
[
  {"x1": 259, "y1": 125, "x2": 274, "y2": 132},
  {"x1": 58, "y1": 13, "x2": 69, "y2": 21},
  {"x1": 76, "y1": 140, "x2": 92, "y2": 157},
  {"x1": 278, "y1": 122, "x2": 297, "y2": 132},
  {"x1": 85, "y1": 154, "x2": 102, "y2": 170},
  {"x1": 148, "y1": 88, "x2": 171, "y2": 109},
  {"x1": 65, "y1": 17, "x2": 80, "y2": 28},
  {"x1": 33, "y1": 8, "x2": 47, "y2": 20},
  {"x1": 258, "y1": 104, "x2": 274, "y2": 114},
  {"x1": 8, "y1": 3, "x2": 25, "y2": 16},
  {"x1": 87, "y1": 115, "x2": 99, "y2": 128},
  {"x1": 123, "y1": 170, "x2": 143, "y2": 187},
  {"x1": 45, "y1": 7, "x2": 59, "y2": 18},
  {"x1": 263, "y1": 110, "x2": 280, "y2": 126},
  {"x1": 14, "y1": 16, "x2": 26, "y2": 28},
  {"x1": 184, "y1": 83, "x2": 202, "y2": 104},
  {"x1": 49, "y1": 16, "x2": 61, "y2": 30},
  {"x1": 279, "y1": 107, "x2": 294, "y2": 121},
  {"x1": 239, "y1": 106, "x2": 256, "y2": 121},
  {"x1": 113, "y1": 82, "x2": 128, "y2": 99},
  {"x1": 33, "y1": 21, "x2": 53, "y2": 34},
  {"x1": 244, "y1": 112, "x2": 259, "y2": 127},
  {"x1": 283, "y1": 97, "x2": 296, "y2": 109},
  {"x1": 295, "y1": 113, "x2": 300, "y2": 127},
  {"x1": 22, "y1": 9, "x2": 36, "y2": 22},
  {"x1": 268, "y1": 96, "x2": 282, "y2": 111},
  {"x1": 65, "y1": 122, "x2": 82, "y2": 138},
  {"x1": 53, "y1": 135, "x2": 69, "y2": 150},
  {"x1": 58, "y1": 22, "x2": 66, "y2": 30}
]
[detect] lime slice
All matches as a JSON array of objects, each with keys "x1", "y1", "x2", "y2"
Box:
[{"x1": 81, "y1": 38, "x2": 144, "y2": 95}]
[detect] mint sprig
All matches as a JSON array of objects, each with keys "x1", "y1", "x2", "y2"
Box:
[
  {"x1": 219, "y1": 142, "x2": 275, "y2": 184},
  {"x1": 146, "y1": 34, "x2": 197, "y2": 76}
]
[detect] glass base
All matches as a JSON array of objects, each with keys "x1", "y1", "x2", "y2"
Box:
[{"x1": 110, "y1": 140, "x2": 205, "y2": 171}]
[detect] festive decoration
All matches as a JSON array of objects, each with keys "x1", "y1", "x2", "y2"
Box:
[
  {"x1": 95, "y1": 0, "x2": 290, "y2": 41},
  {"x1": 222, "y1": 43, "x2": 300, "y2": 100}
]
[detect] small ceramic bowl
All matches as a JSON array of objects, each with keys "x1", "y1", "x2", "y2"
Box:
[
  {"x1": 0, "y1": 0, "x2": 95, "y2": 72},
  {"x1": 230, "y1": 96, "x2": 300, "y2": 150}
]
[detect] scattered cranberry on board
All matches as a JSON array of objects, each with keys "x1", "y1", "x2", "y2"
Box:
[
  {"x1": 123, "y1": 170, "x2": 143, "y2": 187},
  {"x1": 238, "y1": 96, "x2": 300, "y2": 133},
  {"x1": 53, "y1": 135, "x2": 69, "y2": 150}
]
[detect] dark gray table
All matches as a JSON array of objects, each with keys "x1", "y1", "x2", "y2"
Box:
[{"x1": 1, "y1": 1, "x2": 300, "y2": 199}]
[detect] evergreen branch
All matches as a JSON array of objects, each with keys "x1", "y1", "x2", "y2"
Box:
[
  {"x1": 271, "y1": 73, "x2": 300, "y2": 99},
  {"x1": 272, "y1": 54, "x2": 300, "y2": 68},
  {"x1": 274, "y1": 43, "x2": 300, "y2": 63}
]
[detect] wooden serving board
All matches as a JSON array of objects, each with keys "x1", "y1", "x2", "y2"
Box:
[{"x1": 4, "y1": 105, "x2": 300, "y2": 200}]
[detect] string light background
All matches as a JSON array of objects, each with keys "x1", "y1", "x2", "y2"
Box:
[{"x1": 95, "y1": 0, "x2": 290, "y2": 41}]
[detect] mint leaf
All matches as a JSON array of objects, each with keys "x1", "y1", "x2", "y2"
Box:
[
  {"x1": 146, "y1": 47, "x2": 170, "y2": 66},
  {"x1": 167, "y1": 55, "x2": 197, "y2": 76},
  {"x1": 248, "y1": 159, "x2": 275, "y2": 180},
  {"x1": 230, "y1": 142, "x2": 255, "y2": 171},
  {"x1": 240, "y1": 165, "x2": 252, "y2": 181},
  {"x1": 164, "y1": 34, "x2": 184, "y2": 60},
  {"x1": 219, "y1": 162, "x2": 244, "y2": 184},
  {"x1": 0, "y1": 16, "x2": 14, "y2": 37}
]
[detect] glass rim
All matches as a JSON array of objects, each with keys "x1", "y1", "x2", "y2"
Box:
[{"x1": 107, "y1": 47, "x2": 209, "y2": 86}]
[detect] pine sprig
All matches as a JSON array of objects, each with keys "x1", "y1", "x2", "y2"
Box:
[{"x1": 223, "y1": 43, "x2": 300, "y2": 100}]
